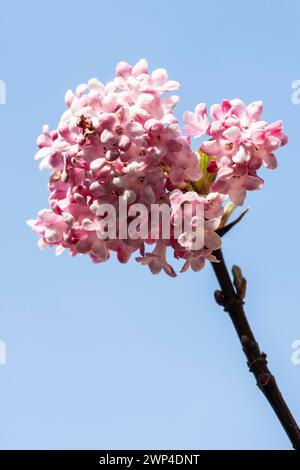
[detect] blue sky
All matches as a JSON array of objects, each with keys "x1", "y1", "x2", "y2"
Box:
[{"x1": 0, "y1": 0, "x2": 299, "y2": 450}]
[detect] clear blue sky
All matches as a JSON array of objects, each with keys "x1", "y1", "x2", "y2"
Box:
[{"x1": 0, "y1": 0, "x2": 299, "y2": 450}]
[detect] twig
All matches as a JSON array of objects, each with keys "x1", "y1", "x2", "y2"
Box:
[
  {"x1": 217, "y1": 208, "x2": 249, "y2": 238},
  {"x1": 211, "y1": 248, "x2": 300, "y2": 450}
]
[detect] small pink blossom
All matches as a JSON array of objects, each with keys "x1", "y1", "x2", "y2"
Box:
[{"x1": 183, "y1": 103, "x2": 209, "y2": 138}]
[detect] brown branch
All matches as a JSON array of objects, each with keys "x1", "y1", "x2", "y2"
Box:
[
  {"x1": 211, "y1": 248, "x2": 300, "y2": 450},
  {"x1": 216, "y1": 208, "x2": 249, "y2": 238}
]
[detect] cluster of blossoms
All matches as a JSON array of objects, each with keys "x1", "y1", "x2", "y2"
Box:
[
  {"x1": 183, "y1": 99, "x2": 287, "y2": 205},
  {"x1": 28, "y1": 59, "x2": 287, "y2": 276}
]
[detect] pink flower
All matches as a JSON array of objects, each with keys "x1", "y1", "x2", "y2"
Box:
[
  {"x1": 27, "y1": 209, "x2": 73, "y2": 251},
  {"x1": 183, "y1": 103, "x2": 209, "y2": 138},
  {"x1": 29, "y1": 59, "x2": 198, "y2": 275},
  {"x1": 180, "y1": 249, "x2": 219, "y2": 273},
  {"x1": 28, "y1": 60, "x2": 288, "y2": 276},
  {"x1": 213, "y1": 171, "x2": 264, "y2": 206},
  {"x1": 168, "y1": 190, "x2": 223, "y2": 272},
  {"x1": 185, "y1": 98, "x2": 287, "y2": 206},
  {"x1": 136, "y1": 241, "x2": 176, "y2": 277}
]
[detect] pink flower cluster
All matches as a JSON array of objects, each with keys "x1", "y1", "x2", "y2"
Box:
[
  {"x1": 184, "y1": 99, "x2": 287, "y2": 205},
  {"x1": 28, "y1": 59, "x2": 287, "y2": 276}
]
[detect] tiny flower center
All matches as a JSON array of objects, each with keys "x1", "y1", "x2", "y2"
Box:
[
  {"x1": 225, "y1": 142, "x2": 234, "y2": 151},
  {"x1": 115, "y1": 126, "x2": 123, "y2": 135}
]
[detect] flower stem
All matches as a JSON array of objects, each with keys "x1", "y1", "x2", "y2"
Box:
[{"x1": 211, "y1": 248, "x2": 300, "y2": 450}]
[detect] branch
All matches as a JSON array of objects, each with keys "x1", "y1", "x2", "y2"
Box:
[
  {"x1": 211, "y1": 248, "x2": 300, "y2": 450},
  {"x1": 217, "y1": 208, "x2": 249, "y2": 238}
]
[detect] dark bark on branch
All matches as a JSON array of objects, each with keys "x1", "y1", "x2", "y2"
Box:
[{"x1": 211, "y1": 248, "x2": 300, "y2": 450}]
